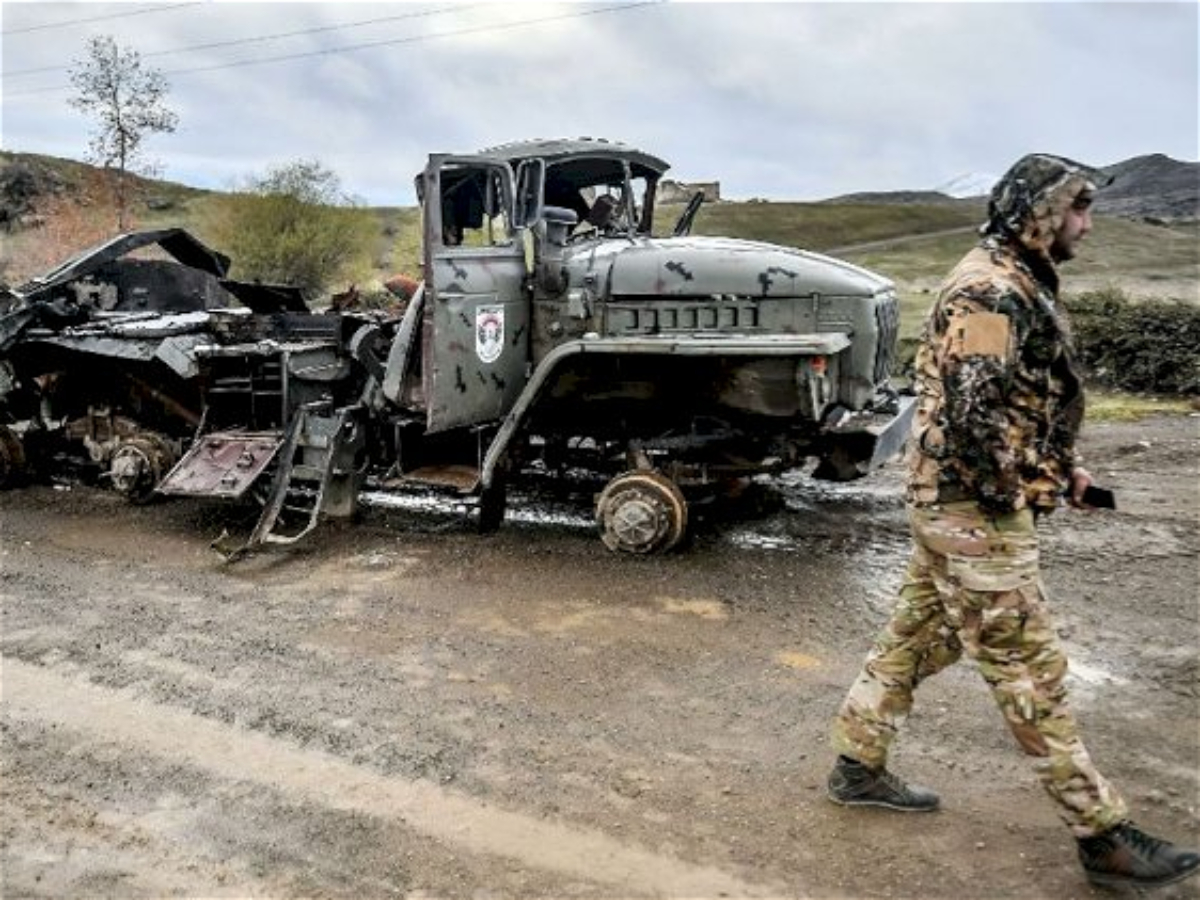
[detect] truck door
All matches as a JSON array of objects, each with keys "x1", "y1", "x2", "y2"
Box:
[{"x1": 420, "y1": 155, "x2": 529, "y2": 434}]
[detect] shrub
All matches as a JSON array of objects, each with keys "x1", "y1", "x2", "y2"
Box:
[
  {"x1": 207, "y1": 160, "x2": 376, "y2": 303},
  {"x1": 1066, "y1": 288, "x2": 1200, "y2": 395},
  {"x1": 890, "y1": 288, "x2": 1199, "y2": 397}
]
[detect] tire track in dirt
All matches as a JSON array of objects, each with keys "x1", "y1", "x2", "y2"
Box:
[{"x1": 2, "y1": 656, "x2": 790, "y2": 899}]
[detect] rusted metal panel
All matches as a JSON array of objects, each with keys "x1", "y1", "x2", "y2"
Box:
[
  {"x1": 157, "y1": 431, "x2": 283, "y2": 499},
  {"x1": 14, "y1": 229, "x2": 236, "y2": 316}
]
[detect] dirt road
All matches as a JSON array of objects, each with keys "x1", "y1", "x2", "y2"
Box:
[{"x1": 2, "y1": 415, "x2": 1198, "y2": 899}]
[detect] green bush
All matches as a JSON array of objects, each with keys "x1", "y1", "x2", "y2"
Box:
[
  {"x1": 889, "y1": 289, "x2": 1199, "y2": 396},
  {"x1": 1067, "y1": 288, "x2": 1200, "y2": 395},
  {"x1": 208, "y1": 160, "x2": 376, "y2": 303}
]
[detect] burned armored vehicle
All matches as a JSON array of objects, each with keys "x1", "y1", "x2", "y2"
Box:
[
  {"x1": 0, "y1": 228, "x2": 308, "y2": 500},
  {"x1": 2, "y1": 139, "x2": 913, "y2": 555}
]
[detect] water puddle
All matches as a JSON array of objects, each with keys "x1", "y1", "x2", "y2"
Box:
[{"x1": 360, "y1": 468, "x2": 908, "y2": 561}]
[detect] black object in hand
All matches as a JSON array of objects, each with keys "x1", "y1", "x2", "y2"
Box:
[{"x1": 1080, "y1": 484, "x2": 1116, "y2": 509}]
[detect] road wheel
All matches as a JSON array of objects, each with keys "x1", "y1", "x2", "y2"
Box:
[
  {"x1": 0, "y1": 425, "x2": 27, "y2": 489},
  {"x1": 595, "y1": 470, "x2": 688, "y2": 554},
  {"x1": 109, "y1": 434, "x2": 175, "y2": 504}
]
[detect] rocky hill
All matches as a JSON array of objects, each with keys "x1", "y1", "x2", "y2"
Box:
[
  {"x1": 0, "y1": 150, "x2": 208, "y2": 230},
  {"x1": 821, "y1": 153, "x2": 1197, "y2": 223},
  {"x1": 818, "y1": 189, "x2": 977, "y2": 208},
  {"x1": 1097, "y1": 153, "x2": 1198, "y2": 222}
]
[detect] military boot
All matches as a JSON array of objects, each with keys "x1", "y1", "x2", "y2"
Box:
[
  {"x1": 1078, "y1": 822, "x2": 1200, "y2": 887},
  {"x1": 826, "y1": 755, "x2": 940, "y2": 812}
]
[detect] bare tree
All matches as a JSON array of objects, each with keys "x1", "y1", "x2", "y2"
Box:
[{"x1": 68, "y1": 35, "x2": 178, "y2": 230}]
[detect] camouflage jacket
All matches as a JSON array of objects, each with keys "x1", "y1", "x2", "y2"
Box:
[{"x1": 906, "y1": 235, "x2": 1085, "y2": 514}]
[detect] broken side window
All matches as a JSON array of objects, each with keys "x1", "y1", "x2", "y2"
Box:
[{"x1": 439, "y1": 166, "x2": 512, "y2": 249}]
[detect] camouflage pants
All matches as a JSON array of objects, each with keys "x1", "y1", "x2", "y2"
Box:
[{"x1": 831, "y1": 501, "x2": 1128, "y2": 837}]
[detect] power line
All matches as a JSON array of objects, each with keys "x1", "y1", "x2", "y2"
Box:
[
  {"x1": 4, "y1": 1, "x2": 662, "y2": 98},
  {"x1": 1, "y1": 2, "x2": 204, "y2": 36},
  {"x1": 4, "y1": 3, "x2": 489, "y2": 79},
  {"x1": 165, "y1": 1, "x2": 661, "y2": 76}
]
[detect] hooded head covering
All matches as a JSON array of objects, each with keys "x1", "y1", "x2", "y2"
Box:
[{"x1": 982, "y1": 153, "x2": 1112, "y2": 257}]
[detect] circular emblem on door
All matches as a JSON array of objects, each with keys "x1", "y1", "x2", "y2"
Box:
[{"x1": 476, "y1": 306, "x2": 504, "y2": 364}]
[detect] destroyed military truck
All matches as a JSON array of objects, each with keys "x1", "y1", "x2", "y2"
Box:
[
  {"x1": 0, "y1": 228, "x2": 309, "y2": 501},
  {"x1": 0, "y1": 138, "x2": 914, "y2": 555}
]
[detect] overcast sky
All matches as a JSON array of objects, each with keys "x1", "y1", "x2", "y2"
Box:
[{"x1": 2, "y1": 1, "x2": 1197, "y2": 206}]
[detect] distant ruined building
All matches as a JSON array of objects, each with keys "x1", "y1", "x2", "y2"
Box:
[{"x1": 657, "y1": 179, "x2": 720, "y2": 203}]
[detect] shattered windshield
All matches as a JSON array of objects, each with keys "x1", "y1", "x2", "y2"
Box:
[{"x1": 542, "y1": 158, "x2": 651, "y2": 237}]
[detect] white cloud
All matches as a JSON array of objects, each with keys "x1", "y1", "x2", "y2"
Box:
[{"x1": 2, "y1": 1, "x2": 1196, "y2": 204}]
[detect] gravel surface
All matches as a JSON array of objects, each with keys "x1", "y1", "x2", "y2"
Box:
[{"x1": 2, "y1": 415, "x2": 1198, "y2": 899}]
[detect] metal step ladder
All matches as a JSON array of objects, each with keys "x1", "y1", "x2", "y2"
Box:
[{"x1": 223, "y1": 403, "x2": 364, "y2": 557}]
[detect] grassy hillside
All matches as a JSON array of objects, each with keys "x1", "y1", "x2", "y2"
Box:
[
  {"x1": 674, "y1": 198, "x2": 1199, "y2": 339},
  {"x1": 0, "y1": 150, "x2": 211, "y2": 208},
  {"x1": 667, "y1": 198, "x2": 983, "y2": 252},
  {"x1": 3, "y1": 152, "x2": 1195, "y2": 335}
]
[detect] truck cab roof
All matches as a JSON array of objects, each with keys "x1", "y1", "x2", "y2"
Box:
[{"x1": 478, "y1": 137, "x2": 670, "y2": 181}]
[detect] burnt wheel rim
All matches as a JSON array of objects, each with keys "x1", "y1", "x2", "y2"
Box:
[{"x1": 596, "y1": 470, "x2": 687, "y2": 554}]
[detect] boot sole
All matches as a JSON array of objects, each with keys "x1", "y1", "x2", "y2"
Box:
[
  {"x1": 826, "y1": 790, "x2": 939, "y2": 813},
  {"x1": 1085, "y1": 863, "x2": 1200, "y2": 888}
]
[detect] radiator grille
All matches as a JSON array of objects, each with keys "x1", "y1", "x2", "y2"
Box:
[
  {"x1": 873, "y1": 291, "x2": 900, "y2": 384},
  {"x1": 606, "y1": 300, "x2": 760, "y2": 334}
]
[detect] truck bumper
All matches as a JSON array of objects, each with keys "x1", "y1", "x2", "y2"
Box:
[
  {"x1": 863, "y1": 393, "x2": 916, "y2": 469},
  {"x1": 821, "y1": 393, "x2": 916, "y2": 472}
]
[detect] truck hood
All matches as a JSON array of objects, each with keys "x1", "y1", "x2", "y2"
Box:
[{"x1": 564, "y1": 235, "x2": 892, "y2": 299}]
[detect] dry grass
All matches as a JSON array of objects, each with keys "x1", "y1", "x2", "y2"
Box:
[
  {"x1": 663, "y1": 199, "x2": 983, "y2": 252},
  {"x1": 1085, "y1": 391, "x2": 1197, "y2": 422},
  {"x1": 5, "y1": 151, "x2": 1196, "y2": 313},
  {"x1": 837, "y1": 216, "x2": 1199, "y2": 339}
]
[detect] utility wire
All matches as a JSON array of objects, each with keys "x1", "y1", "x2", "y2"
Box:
[
  {"x1": 4, "y1": 1, "x2": 661, "y2": 98},
  {"x1": 166, "y1": 1, "x2": 660, "y2": 76},
  {"x1": 1, "y1": 2, "x2": 204, "y2": 36},
  {"x1": 4, "y1": 3, "x2": 489, "y2": 78}
]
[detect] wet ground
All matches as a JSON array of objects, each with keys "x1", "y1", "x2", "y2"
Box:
[{"x1": 2, "y1": 415, "x2": 1198, "y2": 899}]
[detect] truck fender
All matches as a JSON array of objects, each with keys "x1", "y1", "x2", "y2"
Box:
[
  {"x1": 380, "y1": 282, "x2": 426, "y2": 406},
  {"x1": 479, "y1": 332, "x2": 851, "y2": 490}
]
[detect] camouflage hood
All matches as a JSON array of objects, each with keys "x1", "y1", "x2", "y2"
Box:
[{"x1": 982, "y1": 153, "x2": 1112, "y2": 262}]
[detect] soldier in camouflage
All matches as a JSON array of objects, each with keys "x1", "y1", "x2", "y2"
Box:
[{"x1": 826, "y1": 153, "x2": 1199, "y2": 889}]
